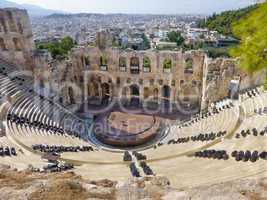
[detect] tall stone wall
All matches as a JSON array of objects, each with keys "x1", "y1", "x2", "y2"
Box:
[
  {"x1": 0, "y1": 8, "x2": 34, "y2": 70},
  {"x1": 66, "y1": 47, "x2": 206, "y2": 110}
]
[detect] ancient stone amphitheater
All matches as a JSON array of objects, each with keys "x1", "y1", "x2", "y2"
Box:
[
  {"x1": 0, "y1": 8, "x2": 267, "y2": 192},
  {"x1": 1, "y1": 63, "x2": 267, "y2": 187}
]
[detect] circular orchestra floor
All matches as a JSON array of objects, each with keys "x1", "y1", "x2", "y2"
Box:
[{"x1": 93, "y1": 111, "x2": 162, "y2": 147}]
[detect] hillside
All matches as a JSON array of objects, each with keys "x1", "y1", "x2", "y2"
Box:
[
  {"x1": 198, "y1": 4, "x2": 259, "y2": 36},
  {"x1": 0, "y1": 0, "x2": 63, "y2": 16},
  {"x1": 0, "y1": 165, "x2": 266, "y2": 200}
]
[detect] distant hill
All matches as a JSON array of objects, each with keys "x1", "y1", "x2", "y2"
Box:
[
  {"x1": 0, "y1": 0, "x2": 63, "y2": 16},
  {"x1": 198, "y1": 4, "x2": 259, "y2": 36}
]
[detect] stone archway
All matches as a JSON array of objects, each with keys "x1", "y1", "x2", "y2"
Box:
[
  {"x1": 101, "y1": 82, "x2": 111, "y2": 104},
  {"x1": 68, "y1": 87, "x2": 75, "y2": 104},
  {"x1": 93, "y1": 82, "x2": 100, "y2": 97},
  {"x1": 130, "y1": 84, "x2": 140, "y2": 106},
  {"x1": 13, "y1": 38, "x2": 22, "y2": 51},
  {"x1": 130, "y1": 57, "x2": 140, "y2": 74},
  {"x1": 162, "y1": 85, "x2": 171, "y2": 109}
]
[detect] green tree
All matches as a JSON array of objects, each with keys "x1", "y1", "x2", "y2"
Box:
[
  {"x1": 36, "y1": 36, "x2": 75, "y2": 59},
  {"x1": 60, "y1": 36, "x2": 75, "y2": 53},
  {"x1": 230, "y1": 2, "x2": 267, "y2": 74},
  {"x1": 167, "y1": 31, "x2": 185, "y2": 46},
  {"x1": 198, "y1": 5, "x2": 258, "y2": 36},
  {"x1": 142, "y1": 33, "x2": 151, "y2": 49}
]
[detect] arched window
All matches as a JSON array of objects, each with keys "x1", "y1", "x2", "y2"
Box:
[
  {"x1": 130, "y1": 57, "x2": 140, "y2": 74},
  {"x1": 101, "y1": 83, "x2": 110, "y2": 99},
  {"x1": 185, "y1": 58, "x2": 193, "y2": 74},
  {"x1": 0, "y1": 15, "x2": 8, "y2": 33},
  {"x1": 0, "y1": 38, "x2": 7, "y2": 51},
  {"x1": 163, "y1": 58, "x2": 172, "y2": 73},
  {"x1": 162, "y1": 85, "x2": 171, "y2": 99},
  {"x1": 143, "y1": 57, "x2": 151, "y2": 72},
  {"x1": 119, "y1": 57, "x2": 127, "y2": 71},
  {"x1": 6, "y1": 11, "x2": 17, "y2": 32},
  {"x1": 85, "y1": 56, "x2": 90, "y2": 66},
  {"x1": 13, "y1": 38, "x2": 22, "y2": 51},
  {"x1": 100, "y1": 55, "x2": 108, "y2": 71},
  {"x1": 17, "y1": 21, "x2": 23, "y2": 34},
  {"x1": 68, "y1": 87, "x2": 75, "y2": 104}
]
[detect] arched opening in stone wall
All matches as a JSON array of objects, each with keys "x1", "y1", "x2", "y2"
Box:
[
  {"x1": 68, "y1": 87, "x2": 75, "y2": 104},
  {"x1": 93, "y1": 82, "x2": 100, "y2": 97},
  {"x1": 162, "y1": 85, "x2": 171, "y2": 108},
  {"x1": 17, "y1": 21, "x2": 23, "y2": 34},
  {"x1": 100, "y1": 55, "x2": 108, "y2": 71},
  {"x1": 130, "y1": 84, "x2": 140, "y2": 106},
  {"x1": 0, "y1": 14, "x2": 8, "y2": 33},
  {"x1": 101, "y1": 83, "x2": 111, "y2": 104},
  {"x1": 185, "y1": 58, "x2": 194, "y2": 74},
  {"x1": 13, "y1": 38, "x2": 22, "y2": 51},
  {"x1": 119, "y1": 57, "x2": 127, "y2": 71},
  {"x1": 39, "y1": 79, "x2": 45, "y2": 88},
  {"x1": 143, "y1": 57, "x2": 151, "y2": 72},
  {"x1": 6, "y1": 11, "x2": 17, "y2": 32},
  {"x1": 85, "y1": 56, "x2": 90, "y2": 66},
  {"x1": 163, "y1": 58, "x2": 172, "y2": 73},
  {"x1": 0, "y1": 38, "x2": 7, "y2": 51},
  {"x1": 130, "y1": 57, "x2": 140, "y2": 74}
]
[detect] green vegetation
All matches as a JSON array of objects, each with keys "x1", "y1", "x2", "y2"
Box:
[
  {"x1": 100, "y1": 55, "x2": 108, "y2": 66},
  {"x1": 230, "y1": 2, "x2": 267, "y2": 75},
  {"x1": 143, "y1": 57, "x2": 151, "y2": 68},
  {"x1": 37, "y1": 36, "x2": 76, "y2": 59},
  {"x1": 198, "y1": 5, "x2": 258, "y2": 36},
  {"x1": 182, "y1": 42, "x2": 204, "y2": 51},
  {"x1": 142, "y1": 33, "x2": 151, "y2": 49},
  {"x1": 205, "y1": 47, "x2": 231, "y2": 58},
  {"x1": 185, "y1": 58, "x2": 193, "y2": 69},
  {"x1": 163, "y1": 59, "x2": 172, "y2": 69},
  {"x1": 119, "y1": 57, "x2": 126, "y2": 67},
  {"x1": 167, "y1": 31, "x2": 185, "y2": 46}
]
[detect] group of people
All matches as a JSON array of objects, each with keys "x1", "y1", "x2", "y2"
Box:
[
  {"x1": 132, "y1": 151, "x2": 147, "y2": 160},
  {"x1": 125, "y1": 151, "x2": 153, "y2": 177},
  {"x1": 140, "y1": 161, "x2": 154, "y2": 176},
  {"x1": 167, "y1": 131, "x2": 227, "y2": 145},
  {"x1": 254, "y1": 107, "x2": 267, "y2": 115},
  {"x1": 245, "y1": 88, "x2": 260, "y2": 98},
  {"x1": 0, "y1": 146, "x2": 17, "y2": 157},
  {"x1": 41, "y1": 162, "x2": 74, "y2": 173},
  {"x1": 232, "y1": 150, "x2": 265, "y2": 162},
  {"x1": 32, "y1": 144, "x2": 94, "y2": 154},
  {"x1": 236, "y1": 127, "x2": 267, "y2": 138},
  {"x1": 7, "y1": 113, "x2": 80, "y2": 138},
  {"x1": 194, "y1": 150, "x2": 229, "y2": 160},
  {"x1": 130, "y1": 162, "x2": 140, "y2": 177},
  {"x1": 123, "y1": 151, "x2": 132, "y2": 162},
  {"x1": 179, "y1": 101, "x2": 234, "y2": 129},
  {"x1": 0, "y1": 66, "x2": 28, "y2": 87}
]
